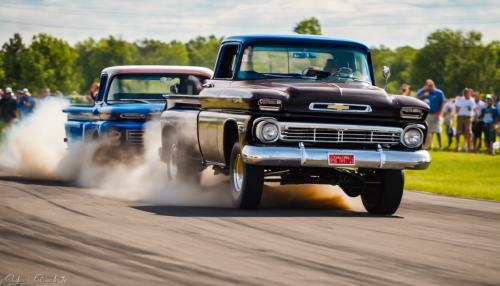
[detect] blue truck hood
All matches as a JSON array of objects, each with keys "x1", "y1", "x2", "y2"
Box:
[
  {"x1": 99, "y1": 103, "x2": 165, "y2": 114},
  {"x1": 63, "y1": 103, "x2": 165, "y2": 114}
]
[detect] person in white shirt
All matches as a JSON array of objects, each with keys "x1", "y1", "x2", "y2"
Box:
[
  {"x1": 472, "y1": 91, "x2": 486, "y2": 151},
  {"x1": 455, "y1": 88, "x2": 476, "y2": 152},
  {"x1": 442, "y1": 98, "x2": 456, "y2": 149}
]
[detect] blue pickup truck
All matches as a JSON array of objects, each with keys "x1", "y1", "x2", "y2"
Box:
[{"x1": 63, "y1": 65, "x2": 212, "y2": 147}]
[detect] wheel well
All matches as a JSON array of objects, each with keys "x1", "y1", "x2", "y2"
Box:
[{"x1": 223, "y1": 121, "x2": 239, "y2": 166}]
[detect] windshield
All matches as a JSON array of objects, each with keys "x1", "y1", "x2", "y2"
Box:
[
  {"x1": 107, "y1": 74, "x2": 204, "y2": 103},
  {"x1": 237, "y1": 43, "x2": 372, "y2": 83}
]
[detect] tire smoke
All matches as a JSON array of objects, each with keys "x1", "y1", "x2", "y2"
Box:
[{"x1": 0, "y1": 99, "x2": 357, "y2": 210}]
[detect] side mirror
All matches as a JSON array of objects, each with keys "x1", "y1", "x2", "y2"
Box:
[{"x1": 382, "y1": 66, "x2": 391, "y2": 90}]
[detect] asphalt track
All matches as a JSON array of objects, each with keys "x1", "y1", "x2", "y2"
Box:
[{"x1": 0, "y1": 173, "x2": 499, "y2": 285}]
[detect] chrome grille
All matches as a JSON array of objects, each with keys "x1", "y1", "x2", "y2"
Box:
[
  {"x1": 279, "y1": 123, "x2": 402, "y2": 145},
  {"x1": 125, "y1": 129, "x2": 144, "y2": 145}
]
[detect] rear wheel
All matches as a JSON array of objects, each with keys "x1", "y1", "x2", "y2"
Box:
[
  {"x1": 229, "y1": 142, "x2": 264, "y2": 209},
  {"x1": 164, "y1": 137, "x2": 201, "y2": 184},
  {"x1": 361, "y1": 170, "x2": 404, "y2": 215}
]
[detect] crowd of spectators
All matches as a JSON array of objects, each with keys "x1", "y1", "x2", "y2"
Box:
[
  {"x1": 405, "y1": 80, "x2": 500, "y2": 155},
  {"x1": 0, "y1": 87, "x2": 64, "y2": 125}
]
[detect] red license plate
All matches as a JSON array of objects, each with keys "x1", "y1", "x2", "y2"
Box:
[{"x1": 328, "y1": 154, "x2": 355, "y2": 165}]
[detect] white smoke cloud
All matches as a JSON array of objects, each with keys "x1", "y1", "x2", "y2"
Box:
[
  {"x1": 0, "y1": 98, "x2": 357, "y2": 210},
  {"x1": 0, "y1": 99, "x2": 232, "y2": 207},
  {"x1": 0, "y1": 97, "x2": 69, "y2": 178}
]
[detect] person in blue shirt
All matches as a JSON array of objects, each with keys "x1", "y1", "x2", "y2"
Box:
[
  {"x1": 480, "y1": 95, "x2": 499, "y2": 155},
  {"x1": 417, "y1": 79, "x2": 446, "y2": 149},
  {"x1": 17, "y1": 88, "x2": 35, "y2": 119}
]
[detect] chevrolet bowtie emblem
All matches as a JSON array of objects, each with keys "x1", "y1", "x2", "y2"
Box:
[{"x1": 327, "y1": 104, "x2": 350, "y2": 111}]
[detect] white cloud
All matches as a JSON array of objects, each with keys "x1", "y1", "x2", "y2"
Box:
[{"x1": 0, "y1": 0, "x2": 498, "y2": 48}]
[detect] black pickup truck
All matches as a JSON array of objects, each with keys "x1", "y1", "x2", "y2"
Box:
[{"x1": 159, "y1": 35, "x2": 431, "y2": 215}]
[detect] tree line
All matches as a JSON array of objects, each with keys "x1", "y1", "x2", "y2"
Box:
[
  {"x1": 0, "y1": 22, "x2": 499, "y2": 97},
  {"x1": 371, "y1": 29, "x2": 500, "y2": 96},
  {"x1": 0, "y1": 33, "x2": 222, "y2": 95}
]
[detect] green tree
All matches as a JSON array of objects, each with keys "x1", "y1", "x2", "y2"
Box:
[
  {"x1": 1, "y1": 33, "x2": 27, "y2": 88},
  {"x1": 293, "y1": 17, "x2": 322, "y2": 35},
  {"x1": 371, "y1": 45, "x2": 417, "y2": 93},
  {"x1": 135, "y1": 39, "x2": 189, "y2": 65},
  {"x1": 21, "y1": 33, "x2": 80, "y2": 93},
  {"x1": 185, "y1": 35, "x2": 222, "y2": 68},
  {"x1": 76, "y1": 36, "x2": 138, "y2": 92},
  {"x1": 0, "y1": 50, "x2": 5, "y2": 85}
]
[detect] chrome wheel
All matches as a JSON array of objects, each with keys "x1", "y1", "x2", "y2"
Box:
[
  {"x1": 232, "y1": 153, "x2": 244, "y2": 192},
  {"x1": 229, "y1": 142, "x2": 264, "y2": 209}
]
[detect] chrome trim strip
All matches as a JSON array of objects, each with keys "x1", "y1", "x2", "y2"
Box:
[
  {"x1": 242, "y1": 145, "x2": 431, "y2": 170},
  {"x1": 309, "y1": 102, "x2": 372, "y2": 113},
  {"x1": 400, "y1": 107, "x2": 425, "y2": 119}
]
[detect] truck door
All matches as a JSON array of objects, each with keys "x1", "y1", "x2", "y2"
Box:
[{"x1": 198, "y1": 43, "x2": 239, "y2": 163}]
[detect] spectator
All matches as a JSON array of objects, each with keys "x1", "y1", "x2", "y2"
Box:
[
  {"x1": 401, "y1": 83, "x2": 411, "y2": 96},
  {"x1": 17, "y1": 88, "x2": 35, "y2": 118},
  {"x1": 417, "y1": 79, "x2": 445, "y2": 149},
  {"x1": 41, "y1": 88, "x2": 51, "y2": 99},
  {"x1": 442, "y1": 98, "x2": 455, "y2": 149},
  {"x1": 480, "y1": 95, "x2": 499, "y2": 155},
  {"x1": 455, "y1": 88, "x2": 475, "y2": 152},
  {"x1": 472, "y1": 91, "x2": 486, "y2": 151},
  {"x1": 54, "y1": 90, "x2": 64, "y2": 98},
  {"x1": 89, "y1": 83, "x2": 99, "y2": 102},
  {"x1": 0, "y1": 87, "x2": 18, "y2": 123},
  {"x1": 4, "y1": 87, "x2": 16, "y2": 100},
  {"x1": 496, "y1": 93, "x2": 500, "y2": 116}
]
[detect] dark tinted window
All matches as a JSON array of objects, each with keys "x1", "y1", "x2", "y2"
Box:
[{"x1": 215, "y1": 44, "x2": 239, "y2": 79}]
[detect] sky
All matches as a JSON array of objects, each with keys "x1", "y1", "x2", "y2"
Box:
[{"x1": 0, "y1": 0, "x2": 499, "y2": 48}]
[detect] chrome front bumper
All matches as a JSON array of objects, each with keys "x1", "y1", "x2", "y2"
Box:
[{"x1": 241, "y1": 144, "x2": 431, "y2": 170}]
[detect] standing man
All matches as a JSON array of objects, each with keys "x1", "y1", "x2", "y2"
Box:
[
  {"x1": 417, "y1": 79, "x2": 445, "y2": 149},
  {"x1": 472, "y1": 91, "x2": 485, "y2": 151},
  {"x1": 442, "y1": 98, "x2": 456, "y2": 149},
  {"x1": 17, "y1": 88, "x2": 35, "y2": 118},
  {"x1": 455, "y1": 88, "x2": 476, "y2": 152},
  {"x1": 480, "y1": 95, "x2": 499, "y2": 155},
  {"x1": 0, "y1": 87, "x2": 18, "y2": 123}
]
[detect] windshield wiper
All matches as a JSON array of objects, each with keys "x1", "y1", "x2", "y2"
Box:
[
  {"x1": 262, "y1": 73, "x2": 310, "y2": 79},
  {"x1": 117, "y1": 99, "x2": 151, "y2": 104},
  {"x1": 328, "y1": 75, "x2": 370, "y2": 84}
]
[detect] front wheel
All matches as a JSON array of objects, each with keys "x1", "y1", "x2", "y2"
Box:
[
  {"x1": 229, "y1": 142, "x2": 264, "y2": 209},
  {"x1": 361, "y1": 170, "x2": 404, "y2": 215}
]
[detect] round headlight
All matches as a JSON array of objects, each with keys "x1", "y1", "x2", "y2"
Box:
[
  {"x1": 256, "y1": 121, "x2": 279, "y2": 143},
  {"x1": 402, "y1": 127, "x2": 423, "y2": 148},
  {"x1": 104, "y1": 128, "x2": 122, "y2": 145}
]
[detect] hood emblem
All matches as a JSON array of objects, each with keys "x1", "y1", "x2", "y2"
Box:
[
  {"x1": 309, "y1": 102, "x2": 372, "y2": 113},
  {"x1": 119, "y1": 113, "x2": 146, "y2": 119},
  {"x1": 327, "y1": 104, "x2": 350, "y2": 111}
]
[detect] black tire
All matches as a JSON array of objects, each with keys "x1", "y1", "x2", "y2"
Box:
[
  {"x1": 164, "y1": 137, "x2": 201, "y2": 184},
  {"x1": 361, "y1": 170, "x2": 404, "y2": 215},
  {"x1": 229, "y1": 142, "x2": 264, "y2": 209}
]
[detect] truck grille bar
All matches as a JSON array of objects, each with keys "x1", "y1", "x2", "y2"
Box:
[
  {"x1": 125, "y1": 130, "x2": 144, "y2": 145},
  {"x1": 279, "y1": 122, "x2": 402, "y2": 145}
]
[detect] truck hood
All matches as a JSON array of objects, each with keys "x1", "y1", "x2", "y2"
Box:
[
  {"x1": 226, "y1": 80, "x2": 429, "y2": 117},
  {"x1": 99, "y1": 103, "x2": 165, "y2": 114}
]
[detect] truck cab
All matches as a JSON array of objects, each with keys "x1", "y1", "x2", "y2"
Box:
[
  {"x1": 63, "y1": 65, "x2": 212, "y2": 147},
  {"x1": 160, "y1": 35, "x2": 431, "y2": 215}
]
